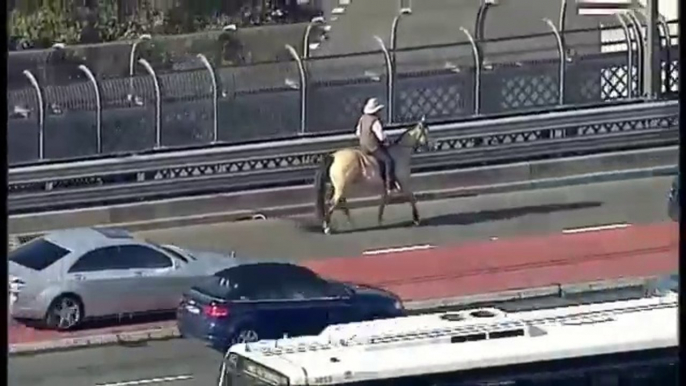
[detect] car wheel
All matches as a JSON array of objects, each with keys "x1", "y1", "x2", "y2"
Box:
[{"x1": 44, "y1": 295, "x2": 84, "y2": 331}]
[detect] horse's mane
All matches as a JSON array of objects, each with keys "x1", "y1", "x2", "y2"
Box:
[{"x1": 391, "y1": 124, "x2": 418, "y2": 146}]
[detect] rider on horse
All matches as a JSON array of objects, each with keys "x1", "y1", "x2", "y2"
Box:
[{"x1": 355, "y1": 98, "x2": 401, "y2": 193}]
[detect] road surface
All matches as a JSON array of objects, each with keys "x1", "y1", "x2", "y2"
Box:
[
  {"x1": 8, "y1": 176, "x2": 676, "y2": 345},
  {"x1": 7, "y1": 286, "x2": 658, "y2": 386},
  {"x1": 136, "y1": 176, "x2": 672, "y2": 260}
]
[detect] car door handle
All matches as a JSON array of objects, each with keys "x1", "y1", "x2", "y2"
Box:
[{"x1": 134, "y1": 271, "x2": 143, "y2": 277}]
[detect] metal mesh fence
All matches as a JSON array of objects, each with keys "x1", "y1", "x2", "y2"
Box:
[{"x1": 7, "y1": 19, "x2": 680, "y2": 165}]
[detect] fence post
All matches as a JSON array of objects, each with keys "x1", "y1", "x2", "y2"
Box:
[
  {"x1": 303, "y1": 16, "x2": 325, "y2": 59},
  {"x1": 77, "y1": 65, "x2": 102, "y2": 154},
  {"x1": 137, "y1": 58, "x2": 162, "y2": 148},
  {"x1": 558, "y1": 0, "x2": 567, "y2": 32},
  {"x1": 460, "y1": 27, "x2": 481, "y2": 115},
  {"x1": 615, "y1": 15, "x2": 634, "y2": 99},
  {"x1": 624, "y1": 12, "x2": 644, "y2": 95},
  {"x1": 543, "y1": 18, "x2": 566, "y2": 105},
  {"x1": 656, "y1": 16, "x2": 671, "y2": 95},
  {"x1": 197, "y1": 54, "x2": 219, "y2": 143},
  {"x1": 23, "y1": 70, "x2": 45, "y2": 160},
  {"x1": 390, "y1": 8, "x2": 412, "y2": 64},
  {"x1": 285, "y1": 44, "x2": 308, "y2": 135},
  {"x1": 374, "y1": 36, "x2": 394, "y2": 124},
  {"x1": 129, "y1": 35, "x2": 152, "y2": 101}
]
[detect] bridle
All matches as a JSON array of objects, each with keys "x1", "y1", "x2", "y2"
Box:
[{"x1": 392, "y1": 123, "x2": 429, "y2": 151}]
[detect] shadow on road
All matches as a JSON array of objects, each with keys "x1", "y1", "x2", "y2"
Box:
[
  {"x1": 300, "y1": 201, "x2": 603, "y2": 234},
  {"x1": 16, "y1": 312, "x2": 176, "y2": 332}
]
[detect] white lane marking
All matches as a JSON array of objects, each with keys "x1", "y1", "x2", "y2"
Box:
[
  {"x1": 362, "y1": 244, "x2": 435, "y2": 255},
  {"x1": 95, "y1": 375, "x2": 193, "y2": 386},
  {"x1": 562, "y1": 223, "x2": 631, "y2": 234}
]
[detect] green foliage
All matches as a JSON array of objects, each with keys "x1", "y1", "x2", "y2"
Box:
[
  {"x1": 9, "y1": 6, "x2": 82, "y2": 49},
  {"x1": 9, "y1": 0, "x2": 250, "y2": 49}
]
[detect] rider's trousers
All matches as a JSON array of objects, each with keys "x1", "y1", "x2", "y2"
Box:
[{"x1": 372, "y1": 147, "x2": 397, "y2": 188}]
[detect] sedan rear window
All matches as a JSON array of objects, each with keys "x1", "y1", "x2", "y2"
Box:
[{"x1": 9, "y1": 239, "x2": 70, "y2": 271}]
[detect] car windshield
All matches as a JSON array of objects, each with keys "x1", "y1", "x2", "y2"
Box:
[
  {"x1": 193, "y1": 276, "x2": 240, "y2": 299},
  {"x1": 157, "y1": 244, "x2": 190, "y2": 263},
  {"x1": 9, "y1": 238, "x2": 71, "y2": 271}
]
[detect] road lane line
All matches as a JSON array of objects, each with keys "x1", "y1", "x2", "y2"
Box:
[
  {"x1": 95, "y1": 375, "x2": 193, "y2": 386},
  {"x1": 562, "y1": 223, "x2": 631, "y2": 234},
  {"x1": 362, "y1": 244, "x2": 435, "y2": 255}
]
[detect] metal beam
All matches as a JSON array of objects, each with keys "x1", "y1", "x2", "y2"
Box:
[{"x1": 643, "y1": 0, "x2": 660, "y2": 97}]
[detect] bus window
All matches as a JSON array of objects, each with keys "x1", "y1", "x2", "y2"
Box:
[{"x1": 218, "y1": 354, "x2": 289, "y2": 386}]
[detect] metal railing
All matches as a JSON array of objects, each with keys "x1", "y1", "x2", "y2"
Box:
[
  {"x1": 9, "y1": 100, "x2": 678, "y2": 214},
  {"x1": 7, "y1": 16, "x2": 679, "y2": 166}
]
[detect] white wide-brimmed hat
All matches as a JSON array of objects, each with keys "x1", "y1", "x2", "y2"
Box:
[{"x1": 363, "y1": 98, "x2": 384, "y2": 115}]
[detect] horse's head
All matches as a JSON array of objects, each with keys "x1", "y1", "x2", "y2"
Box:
[{"x1": 407, "y1": 115, "x2": 432, "y2": 151}]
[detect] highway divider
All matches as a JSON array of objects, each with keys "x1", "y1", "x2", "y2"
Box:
[
  {"x1": 9, "y1": 146, "x2": 678, "y2": 236},
  {"x1": 9, "y1": 100, "x2": 678, "y2": 215}
]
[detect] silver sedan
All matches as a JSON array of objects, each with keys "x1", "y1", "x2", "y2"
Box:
[{"x1": 9, "y1": 227, "x2": 239, "y2": 330}]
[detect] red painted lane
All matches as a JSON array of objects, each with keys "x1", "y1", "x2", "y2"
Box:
[
  {"x1": 304, "y1": 222, "x2": 678, "y2": 300},
  {"x1": 8, "y1": 222, "x2": 677, "y2": 345}
]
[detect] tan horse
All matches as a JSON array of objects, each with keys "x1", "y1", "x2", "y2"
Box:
[{"x1": 313, "y1": 119, "x2": 431, "y2": 234}]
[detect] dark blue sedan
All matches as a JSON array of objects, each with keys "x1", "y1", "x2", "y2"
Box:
[{"x1": 176, "y1": 262, "x2": 405, "y2": 351}]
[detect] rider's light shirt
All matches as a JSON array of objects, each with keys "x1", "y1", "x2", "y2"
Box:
[{"x1": 355, "y1": 118, "x2": 386, "y2": 142}]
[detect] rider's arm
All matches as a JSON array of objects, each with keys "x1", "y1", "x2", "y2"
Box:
[{"x1": 372, "y1": 120, "x2": 386, "y2": 142}]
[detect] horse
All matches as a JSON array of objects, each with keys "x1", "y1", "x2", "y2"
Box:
[{"x1": 313, "y1": 118, "x2": 431, "y2": 235}]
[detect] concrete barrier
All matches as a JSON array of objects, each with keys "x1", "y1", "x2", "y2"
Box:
[{"x1": 9, "y1": 146, "x2": 677, "y2": 237}]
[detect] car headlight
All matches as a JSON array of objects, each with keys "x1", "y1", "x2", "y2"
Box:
[{"x1": 393, "y1": 300, "x2": 403, "y2": 310}]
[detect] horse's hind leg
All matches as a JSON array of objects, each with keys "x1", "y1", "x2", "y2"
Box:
[
  {"x1": 377, "y1": 189, "x2": 388, "y2": 226},
  {"x1": 340, "y1": 198, "x2": 355, "y2": 228},
  {"x1": 324, "y1": 185, "x2": 345, "y2": 235},
  {"x1": 407, "y1": 192, "x2": 420, "y2": 226}
]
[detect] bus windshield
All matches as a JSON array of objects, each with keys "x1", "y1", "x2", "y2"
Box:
[{"x1": 219, "y1": 353, "x2": 289, "y2": 386}]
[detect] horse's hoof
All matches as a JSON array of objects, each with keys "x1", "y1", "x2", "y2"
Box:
[
  {"x1": 323, "y1": 227, "x2": 331, "y2": 235},
  {"x1": 413, "y1": 219, "x2": 421, "y2": 227}
]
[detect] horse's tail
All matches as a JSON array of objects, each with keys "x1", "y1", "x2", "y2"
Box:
[{"x1": 314, "y1": 153, "x2": 335, "y2": 223}]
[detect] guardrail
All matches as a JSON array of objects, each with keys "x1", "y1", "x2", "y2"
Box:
[
  {"x1": 9, "y1": 100, "x2": 678, "y2": 214},
  {"x1": 7, "y1": 21, "x2": 680, "y2": 166}
]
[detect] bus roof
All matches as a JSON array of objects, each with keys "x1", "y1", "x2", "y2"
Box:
[{"x1": 230, "y1": 292, "x2": 678, "y2": 385}]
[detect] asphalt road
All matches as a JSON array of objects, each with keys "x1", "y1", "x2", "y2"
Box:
[
  {"x1": 135, "y1": 176, "x2": 672, "y2": 262},
  {"x1": 8, "y1": 287, "x2": 652, "y2": 386}
]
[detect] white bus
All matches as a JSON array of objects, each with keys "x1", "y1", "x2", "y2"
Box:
[{"x1": 218, "y1": 291, "x2": 678, "y2": 386}]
